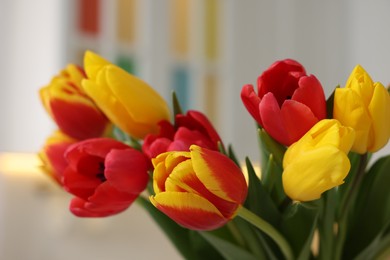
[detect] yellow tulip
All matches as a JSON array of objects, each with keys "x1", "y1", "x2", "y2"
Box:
[
  {"x1": 333, "y1": 65, "x2": 390, "y2": 153},
  {"x1": 82, "y1": 51, "x2": 171, "y2": 139},
  {"x1": 283, "y1": 119, "x2": 355, "y2": 202}
]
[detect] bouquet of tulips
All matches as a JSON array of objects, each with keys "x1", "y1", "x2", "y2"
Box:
[{"x1": 39, "y1": 51, "x2": 390, "y2": 260}]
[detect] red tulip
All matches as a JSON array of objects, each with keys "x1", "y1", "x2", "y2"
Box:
[
  {"x1": 241, "y1": 59, "x2": 326, "y2": 146},
  {"x1": 142, "y1": 110, "x2": 222, "y2": 159},
  {"x1": 62, "y1": 138, "x2": 149, "y2": 217}
]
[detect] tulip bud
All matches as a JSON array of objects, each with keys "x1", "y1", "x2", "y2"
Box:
[
  {"x1": 39, "y1": 130, "x2": 77, "y2": 184},
  {"x1": 142, "y1": 110, "x2": 222, "y2": 159},
  {"x1": 40, "y1": 64, "x2": 110, "y2": 140},
  {"x1": 82, "y1": 51, "x2": 171, "y2": 139},
  {"x1": 150, "y1": 145, "x2": 247, "y2": 230},
  {"x1": 282, "y1": 119, "x2": 355, "y2": 202},
  {"x1": 334, "y1": 65, "x2": 390, "y2": 153},
  {"x1": 241, "y1": 59, "x2": 327, "y2": 146}
]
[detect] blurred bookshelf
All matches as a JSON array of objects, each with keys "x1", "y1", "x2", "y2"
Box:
[{"x1": 64, "y1": 0, "x2": 227, "y2": 131}]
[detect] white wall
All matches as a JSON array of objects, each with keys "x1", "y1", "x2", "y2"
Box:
[{"x1": 0, "y1": 0, "x2": 63, "y2": 153}]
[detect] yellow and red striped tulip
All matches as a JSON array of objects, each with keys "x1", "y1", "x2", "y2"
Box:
[
  {"x1": 82, "y1": 51, "x2": 171, "y2": 139},
  {"x1": 40, "y1": 64, "x2": 110, "y2": 140},
  {"x1": 39, "y1": 130, "x2": 77, "y2": 184},
  {"x1": 333, "y1": 65, "x2": 390, "y2": 153},
  {"x1": 283, "y1": 119, "x2": 355, "y2": 202},
  {"x1": 150, "y1": 145, "x2": 248, "y2": 230}
]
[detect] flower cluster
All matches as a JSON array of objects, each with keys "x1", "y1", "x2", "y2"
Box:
[{"x1": 39, "y1": 53, "x2": 390, "y2": 259}]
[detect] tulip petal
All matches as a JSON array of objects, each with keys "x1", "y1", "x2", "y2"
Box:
[
  {"x1": 367, "y1": 82, "x2": 390, "y2": 152},
  {"x1": 65, "y1": 138, "x2": 129, "y2": 162},
  {"x1": 39, "y1": 131, "x2": 76, "y2": 183},
  {"x1": 153, "y1": 159, "x2": 171, "y2": 193},
  {"x1": 143, "y1": 136, "x2": 172, "y2": 159},
  {"x1": 165, "y1": 159, "x2": 240, "y2": 218},
  {"x1": 283, "y1": 119, "x2": 355, "y2": 169},
  {"x1": 164, "y1": 160, "x2": 196, "y2": 192},
  {"x1": 306, "y1": 119, "x2": 355, "y2": 154},
  {"x1": 63, "y1": 167, "x2": 101, "y2": 200},
  {"x1": 240, "y1": 84, "x2": 262, "y2": 125},
  {"x1": 105, "y1": 149, "x2": 149, "y2": 193},
  {"x1": 70, "y1": 197, "x2": 130, "y2": 217},
  {"x1": 88, "y1": 182, "x2": 138, "y2": 204},
  {"x1": 49, "y1": 98, "x2": 109, "y2": 140},
  {"x1": 259, "y1": 93, "x2": 290, "y2": 145},
  {"x1": 61, "y1": 64, "x2": 86, "y2": 83},
  {"x1": 84, "y1": 50, "x2": 111, "y2": 80},
  {"x1": 105, "y1": 66, "x2": 170, "y2": 126},
  {"x1": 345, "y1": 65, "x2": 374, "y2": 107},
  {"x1": 334, "y1": 88, "x2": 371, "y2": 153},
  {"x1": 152, "y1": 152, "x2": 190, "y2": 193},
  {"x1": 40, "y1": 75, "x2": 109, "y2": 140},
  {"x1": 190, "y1": 146, "x2": 247, "y2": 204},
  {"x1": 283, "y1": 146, "x2": 350, "y2": 201},
  {"x1": 292, "y1": 75, "x2": 326, "y2": 120},
  {"x1": 164, "y1": 151, "x2": 191, "y2": 173},
  {"x1": 82, "y1": 71, "x2": 153, "y2": 138},
  {"x1": 280, "y1": 100, "x2": 319, "y2": 145},
  {"x1": 150, "y1": 192, "x2": 228, "y2": 230},
  {"x1": 43, "y1": 78, "x2": 93, "y2": 107},
  {"x1": 41, "y1": 142, "x2": 72, "y2": 183},
  {"x1": 170, "y1": 127, "x2": 215, "y2": 151},
  {"x1": 176, "y1": 111, "x2": 222, "y2": 146},
  {"x1": 258, "y1": 59, "x2": 305, "y2": 104}
]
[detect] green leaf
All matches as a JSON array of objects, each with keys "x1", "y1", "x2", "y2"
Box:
[
  {"x1": 217, "y1": 141, "x2": 227, "y2": 156},
  {"x1": 227, "y1": 145, "x2": 240, "y2": 167},
  {"x1": 112, "y1": 126, "x2": 141, "y2": 150},
  {"x1": 258, "y1": 128, "x2": 286, "y2": 169},
  {"x1": 354, "y1": 218, "x2": 390, "y2": 260},
  {"x1": 336, "y1": 152, "x2": 361, "y2": 215},
  {"x1": 199, "y1": 230, "x2": 259, "y2": 260},
  {"x1": 188, "y1": 231, "x2": 225, "y2": 260},
  {"x1": 244, "y1": 157, "x2": 281, "y2": 227},
  {"x1": 325, "y1": 85, "x2": 338, "y2": 119},
  {"x1": 231, "y1": 218, "x2": 270, "y2": 259},
  {"x1": 172, "y1": 91, "x2": 183, "y2": 118},
  {"x1": 343, "y1": 155, "x2": 390, "y2": 258},
  {"x1": 261, "y1": 153, "x2": 285, "y2": 206},
  {"x1": 252, "y1": 229, "x2": 281, "y2": 260},
  {"x1": 257, "y1": 130, "x2": 287, "y2": 205},
  {"x1": 136, "y1": 197, "x2": 196, "y2": 260},
  {"x1": 280, "y1": 203, "x2": 319, "y2": 259},
  {"x1": 262, "y1": 153, "x2": 275, "y2": 191}
]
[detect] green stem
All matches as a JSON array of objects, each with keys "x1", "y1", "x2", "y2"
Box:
[
  {"x1": 226, "y1": 221, "x2": 246, "y2": 248},
  {"x1": 237, "y1": 206, "x2": 294, "y2": 260},
  {"x1": 318, "y1": 189, "x2": 337, "y2": 260},
  {"x1": 127, "y1": 136, "x2": 142, "y2": 151},
  {"x1": 334, "y1": 153, "x2": 368, "y2": 260}
]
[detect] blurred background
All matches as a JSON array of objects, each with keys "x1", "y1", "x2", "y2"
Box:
[{"x1": 0, "y1": 0, "x2": 390, "y2": 259}]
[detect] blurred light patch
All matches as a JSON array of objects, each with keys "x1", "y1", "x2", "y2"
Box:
[{"x1": 0, "y1": 153, "x2": 43, "y2": 177}]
